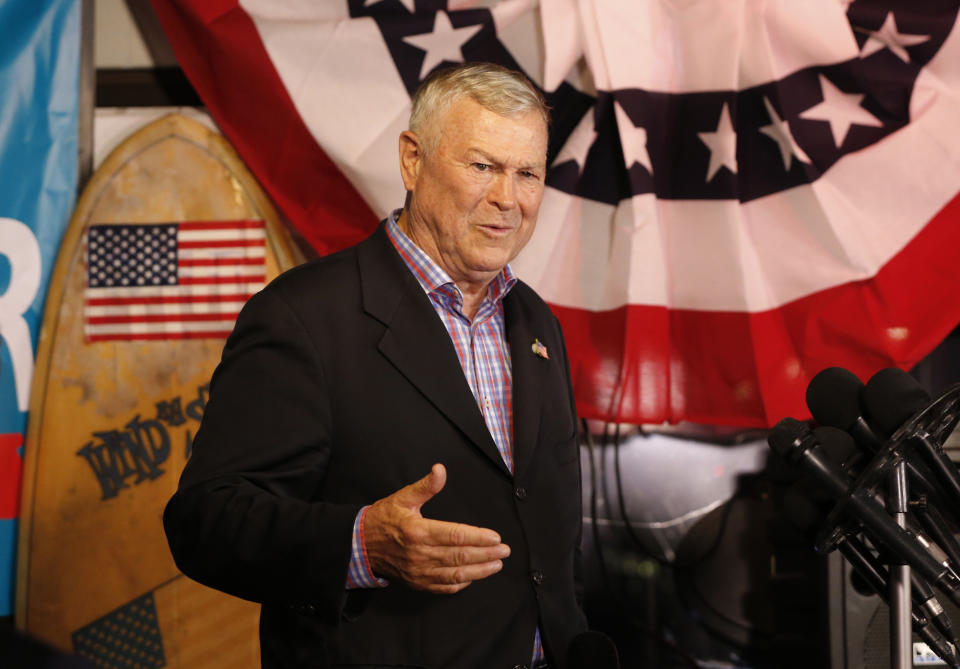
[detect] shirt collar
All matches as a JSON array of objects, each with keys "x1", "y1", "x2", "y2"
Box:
[{"x1": 385, "y1": 209, "x2": 517, "y2": 305}]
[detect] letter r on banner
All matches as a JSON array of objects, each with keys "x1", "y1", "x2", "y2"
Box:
[{"x1": 0, "y1": 217, "x2": 42, "y2": 412}]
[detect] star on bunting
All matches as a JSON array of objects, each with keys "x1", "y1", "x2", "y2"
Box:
[
  {"x1": 798, "y1": 74, "x2": 883, "y2": 148},
  {"x1": 403, "y1": 11, "x2": 484, "y2": 80},
  {"x1": 859, "y1": 12, "x2": 930, "y2": 63},
  {"x1": 759, "y1": 97, "x2": 811, "y2": 171},
  {"x1": 614, "y1": 101, "x2": 653, "y2": 173},
  {"x1": 552, "y1": 107, "x2": 597, "y2": 174},
  {"x1": 698, "y1": 102, "x2": 737, "y2": 182}
]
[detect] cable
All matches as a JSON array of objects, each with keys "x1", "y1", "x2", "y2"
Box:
[
  {"x1": 582, "y1": 420, "x2": 700, "y2": 668},
  {"x1": 582, "y1": 418, "x2": 611, "y2": 592},
  {"x1": 613, "y1": 423, "x2": 672, "y2": 565}
]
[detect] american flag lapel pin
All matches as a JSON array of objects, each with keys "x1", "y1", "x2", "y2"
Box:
[{"x1": 531, "y1": 338, "x2": 549, "y2": 360}]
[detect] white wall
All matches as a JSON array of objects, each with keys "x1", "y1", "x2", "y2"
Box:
[
  {"x1": 94, "y1": 0, "x2": 177, "y2": 68},
  {"x1": 92, "y1": 1, "x2": 216, "y2": 169}
]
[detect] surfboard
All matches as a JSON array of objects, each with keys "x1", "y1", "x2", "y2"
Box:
[{"x1": 16, "y1": 113, "x2": 304, "y2": 667}]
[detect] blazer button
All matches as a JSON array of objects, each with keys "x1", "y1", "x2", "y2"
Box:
[
  {"x1": 531, "y1": 569, "x2": 544, "y2": 586},
  {"x1": 515, "y1": 486, "x2": 527, "y2": 500}
]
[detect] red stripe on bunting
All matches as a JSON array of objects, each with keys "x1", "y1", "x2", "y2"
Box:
[
  {"x1": 555, "y1": 191, "x2": 960, "y2": 428},
  {"x1": 149, "y1": 0, "x2": 378, "y2": 256}
]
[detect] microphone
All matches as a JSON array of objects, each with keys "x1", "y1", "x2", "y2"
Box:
[
  {"x1": 806, "y1": 366, "x2": 944, "y2": 506},
  {"x1": 801, "y1": 421, "x2": 960, "y2": 582},
  {"x1": 862, "y1": 368, "x2": 931, "y2": 437},
  {"x1": 768, "y1": 418, "x2": 960, "y2": 605},
  {"x1": 838, "y1": 532, "x2": 960, "y2": 666},
  {"x1": 566, "y1": 631, "x2": 620, "y2": 669},
  {"x1": 806, "y1": 430, "x2": 960, "y2": 588},
  {"x1": 808, "y1": 366, "x2": 960, "y2": 570},
  {"x1": 806, "y1": 367, "x2": 886, "y2": 449},
  {"x1": 913, "y1": 568, "x2": 960, "y2": 650},
  {"x1": 779, "y1": 454, "x2": 960, "y2": 664},
  {"x1": 862, "y1": 368, "x2": 960, "y2": 510},
  {"x1": 915, "y1": 503, "x2": 960, "y2": 583}
]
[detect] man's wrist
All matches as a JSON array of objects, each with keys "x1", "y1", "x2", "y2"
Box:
[{"x1": 346, "y1": 505, "x2": 388, "y2": 589}]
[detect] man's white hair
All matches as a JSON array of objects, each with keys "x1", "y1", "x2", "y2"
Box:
[{"x1": 409, "y1": 62, "x2": 549, "y2": 152}]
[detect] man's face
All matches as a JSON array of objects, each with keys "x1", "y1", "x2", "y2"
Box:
[{"x1": 400, "y1": 96, "x2": 548, "y2": 290}]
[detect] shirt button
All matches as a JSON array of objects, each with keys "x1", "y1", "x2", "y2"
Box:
[
  {"x1": 515, "y1": 487, "x2": 527, "y2": 500},
  {"x1": 531, "y1": 570, "x2": 544, "y2": 586}
]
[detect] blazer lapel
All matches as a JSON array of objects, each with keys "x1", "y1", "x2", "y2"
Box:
[
  {"x1": 357, "y1": 225, "x2": 510, "y2": 476},
  {"x1": 504, "y1": 289, "x2": 544, "y2": 479}
]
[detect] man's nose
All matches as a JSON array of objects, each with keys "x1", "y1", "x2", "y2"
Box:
[{"x1": 488, "y1": 173, "x2": 517, "y2": 210}]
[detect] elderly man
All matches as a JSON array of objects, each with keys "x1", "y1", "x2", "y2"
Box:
[{"x1": 164, "y1": 62, "x2": 587, "y2": 668}]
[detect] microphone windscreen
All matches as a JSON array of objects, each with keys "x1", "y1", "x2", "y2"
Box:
[
  {"x1": 566, "y1": 631, "x2": 620, "y2": 669},
  {"x1": 813, "y1": 426, "x2": 859, "y2": 468},
  {"x1": 862, "y1": 368, "x2": 931, "y2": 436},
  {"x1": 805, "y1": 367, "x2": 864, "y2": 430},
  {"x1": 768, "y1": 417, "x2": 809, "y2": 459}
]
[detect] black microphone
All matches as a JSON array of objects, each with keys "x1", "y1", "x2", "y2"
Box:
[
  {"x1": 806, "y1": 366, "x2": 944, "y2": 505},
  {"x1": 913, "y1": 568, "x2": 960, "y2": 650},
  {"x1": 916, "y1": 503, "x2": 960, "y2": 583},
  {"x1": 806, "y1": 367, "x2": 885, "y2": 449},
  {"x1": 838, "y1": 532, "x2": 960, "y2": 666},
  {"x1": 802, "y1": 422, "x2": 959, "y2": 582},
  {"x1": 810, "y1": 430, "x2": 960, "y2": 587},
  {"x1": 862, "y1": 368, "x2": 931, "y2": 437},
  {"x1": 807, "y1": 366, "x2": 960, "y2": 571},
  {"x1": 768, "y1": 418, "x2": 960, "y2": 605},
  {"x1": 780, "y1": 462, "x2": 960, "y2": 661},
  {"x1": 566, "y1": 631, "x2": 620, "y2": 669},
  {"x1": 862, "y1": 368, "x2": 960, "y2": 510}
]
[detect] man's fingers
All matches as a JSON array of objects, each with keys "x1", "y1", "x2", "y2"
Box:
[
  {"x1": 411, "y1": 558, "x2": 506, "y2": 593},
  {"x1": 364, "y1": 465, "x2": 510, "y2": 593},
  {"x1": 415, "y1": 542, "x2": 511, "y2": 567},
  {"x1": 396, "y1": 463, "x2": 447, "y2": 510},
  {"x1": 418, "y1": 518, "x2": 503, "y2": 547},
  {"x1": 428, "y1": 583, "x2": 470, "y2": 595}
]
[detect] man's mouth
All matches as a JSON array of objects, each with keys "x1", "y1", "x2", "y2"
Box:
[{"x1": 478, "y1": 223, "x2": 514, "y2": 235}]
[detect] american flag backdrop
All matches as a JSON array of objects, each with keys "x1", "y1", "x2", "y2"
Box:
[
  {"x1": 84, "y1": 220, "x2": 266, "y2": 341},
  {"x1": 150, "y1": 0, "x2": 960, "y2": 427}
]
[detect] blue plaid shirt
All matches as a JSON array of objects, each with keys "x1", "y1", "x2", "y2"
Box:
[{"x1": 344, "y1": 211, "x2": 544, "y2": 664}]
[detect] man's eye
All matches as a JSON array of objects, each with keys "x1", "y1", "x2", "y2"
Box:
[
  {"x1": 473, "y1": 163, "x2": 490, "y2": 171},
  {"x1": 521, "y1": 171, "x2": 540, "y2": 180}
]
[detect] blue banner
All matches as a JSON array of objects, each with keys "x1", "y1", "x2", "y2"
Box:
[{"x1": 0, "y1": 0, "x2": 80, "y2": 616}]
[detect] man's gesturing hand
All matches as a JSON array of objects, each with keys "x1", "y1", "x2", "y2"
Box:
[{"x1": 363, "y1": 463, "x2": 510, "y2": 594}]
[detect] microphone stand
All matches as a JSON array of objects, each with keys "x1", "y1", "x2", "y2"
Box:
[
  {"x1": 881, "y1": 382, "x2": 960, "y2": 667},
  {"x1": 808, "y1": 383, "x2": 960, "y2": 668},
  {"x1": 889, "y1": 460, "x2": 912, "y2": 669}
]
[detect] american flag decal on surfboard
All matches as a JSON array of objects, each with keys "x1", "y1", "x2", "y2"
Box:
[{"x1": 83, "y1": 220, "x2": 266, "y2": 342}]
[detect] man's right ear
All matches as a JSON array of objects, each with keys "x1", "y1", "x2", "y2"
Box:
[{"x1": 398, "y1": 130, "x2": 423, "y2": 191}]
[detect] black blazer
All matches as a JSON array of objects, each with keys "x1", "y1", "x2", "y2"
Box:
[{"x1": 164, "y1": 223, "x2": 587, "y2": 668}]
